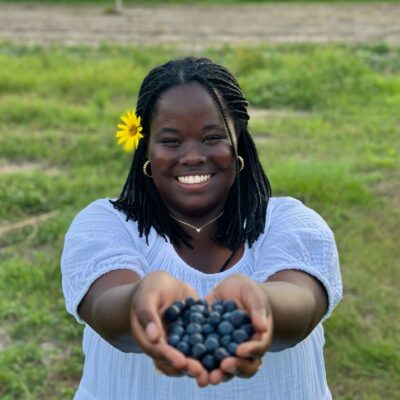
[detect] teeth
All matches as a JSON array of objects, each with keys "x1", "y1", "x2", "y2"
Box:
[{"x1": 177, "y1": 174, "x2": 212, "y2": 184}]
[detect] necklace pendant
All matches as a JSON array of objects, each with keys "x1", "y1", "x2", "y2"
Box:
[{"x1": 195, "y1": 228, "x2": 201, "y2": 233}]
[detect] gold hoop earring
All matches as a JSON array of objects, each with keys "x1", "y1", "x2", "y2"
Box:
[
  {"x1": 143, "y1": 160, "x2": 152, "y2": 178},
  {"x1": 238, "y1": 156, "x2": 245, "y2": 172}
]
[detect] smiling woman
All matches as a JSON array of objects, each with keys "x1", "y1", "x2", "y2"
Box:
[{"x1": 61, "y1": 57, "x2": 342, "y2": 400}]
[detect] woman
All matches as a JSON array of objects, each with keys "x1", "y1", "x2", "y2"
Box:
[{"x1": 61, "y1": 57, "x2": 342, "y2": 399}]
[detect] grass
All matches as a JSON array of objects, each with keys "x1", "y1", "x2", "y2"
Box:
[{"x1": 0, "y1": 42, "x2": 399, "y2": 399}]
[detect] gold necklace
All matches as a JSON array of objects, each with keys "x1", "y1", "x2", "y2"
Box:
[{"x1": 169, "y1": 211, "x2": 224, "y2": 233}]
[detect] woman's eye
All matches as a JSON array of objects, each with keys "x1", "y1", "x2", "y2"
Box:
[
  {"x1": 160, "y1": 138, "x2": 180, "y2": 145},
  {"x1": 204, "y1": 135, "x2": 227, "y2": 143}
]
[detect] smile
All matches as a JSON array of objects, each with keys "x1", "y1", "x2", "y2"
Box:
[{"x1": 176, "y1": 174, "x2": 213, "y2": 185}]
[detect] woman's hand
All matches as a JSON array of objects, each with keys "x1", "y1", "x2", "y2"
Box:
[
  {"x1": 129, "y1": 271, "x2": 209, "y2": 386},
  {"x1": 205, "y1": 274, "x2": 273, "y2": 385}
]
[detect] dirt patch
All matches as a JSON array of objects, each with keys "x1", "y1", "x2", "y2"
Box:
[
  {"x1": 0, "y1": 3, "x2": 400, "y2": 47},
  {"x1": 0, "y1": 160, "x2": 61, "y2": 175}
]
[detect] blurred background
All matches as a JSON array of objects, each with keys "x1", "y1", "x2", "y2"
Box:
[{"x1": 0, "y1": 1, "x2": 399, "y2": 399}]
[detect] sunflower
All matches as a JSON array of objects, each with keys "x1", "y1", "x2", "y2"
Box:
[{"x1": 116, "y1": 110, "x2": 143, "y2": 152}]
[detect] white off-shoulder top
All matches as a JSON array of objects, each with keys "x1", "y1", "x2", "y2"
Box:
[{"x1": 61, "y1": 197, "x2": 342, "y2": 400}]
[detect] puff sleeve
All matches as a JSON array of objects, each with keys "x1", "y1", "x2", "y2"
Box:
[
  {"x1": 61, "y1": 199, "x2": 148, "y2": 323},
  {"x1": 252, "y1": 197, "x2": 342, "y2": 321}
]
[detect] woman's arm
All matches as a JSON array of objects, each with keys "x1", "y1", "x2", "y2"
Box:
[
  {"x1": 263, "y1": 269, "x2": 328, "y2": 352},
  {"x1": 78, "y1": 269, "x2": 141, "y2": 352}
]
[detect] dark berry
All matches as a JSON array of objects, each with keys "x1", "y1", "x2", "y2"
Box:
[
  {"x1": 204, "y1": 336, "x2": 219, "y2": 352},
  {"x1": 206, "y1": 333, "x2": 220, "y2": 341},
  {"x1": 173, "y1": 300, "x2": 187, "y2": 311},
  {"x1": 189, "y1": 312, "x2": 205, "y2": 324},
  {"x1": 202, "y1": 354, "x2": 218, "y2": 371},
  {"x1": 243, "y1": 323, "x2": 255, "y2": 337},
  {"x1": 181, "y1": 334, "x2": 190, "y2": 343},
  {"x1": 214, "y1": 347, "x2": 230, "y2": 362},
  {"x1": 186, "y1": 323, "x2": 202, "y2": 335},
  {"x1": 186, "y1": 297, "x2": 196, "y2": 307},
  {"x1": 201, "y1": 323, "x2": 214, "y2": 335},
  {"x1": 191, "y1": 343, "x2": 207, "y2": 359},
  {"x1": 220, "y1": 334, "x2": 232, "y2": 348},
  {"x1": 189, "y1": 333, "x2": 203, "y2": 346},
  {"x1": 222, "y1": 312, "x2": 232, "y2": 321},
  {"x1": 230, "y1": 309, "x2": 250, "y2": 327},
  {"x1": 169, "y1": 325, "x2": 185, "y2": 337},
  {"x1": 176, "y1": 341, "x2": 190, "y2": 356},
  {"x1": 223, "y1": 300, "x2": 237, "y2": 312},
  {"x1": 191, "y1": 304, "x2": 207, "y2": 314},
  {"x1": 167, "y1": 334, "x2": 180, "y2": 346},
  {"x1": 212, "y1": 304, "x2": 224, "y2": 314},
  {"x1": 218, "y1": 321, "x2": 234, "y2": 335},
  {"x1": 209, "y1": 311, "x2": 221, "y2": 326},
  {"x1": 227, "y1": 342, "x2": 238, "y2": 356},
  {"x1": 232, "y1": 329, "x2": 249, "y2": 344},
  {"x1": 164, "y1": 305, "x2": 181, "y2": 322}
]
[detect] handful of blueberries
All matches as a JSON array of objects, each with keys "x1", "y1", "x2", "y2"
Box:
[{"x1": 164, "y1": 298, "x2": 255, "y2": 371}]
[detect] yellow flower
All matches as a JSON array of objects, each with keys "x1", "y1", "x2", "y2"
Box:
[{"x1": 116, "y1": 110, "x2": 143, "y2": 153}]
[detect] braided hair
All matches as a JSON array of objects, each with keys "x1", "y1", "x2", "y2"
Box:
[{"x1": 111, "y1": 57, "x2": 271, "y2": 256}]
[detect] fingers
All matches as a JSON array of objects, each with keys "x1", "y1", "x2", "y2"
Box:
[
  {"x1": 236, "y1": 330, "x2": 272, "y2": 359},
  {"x1": 220, "y1": 356, "x2": 263, "y2": 379}
]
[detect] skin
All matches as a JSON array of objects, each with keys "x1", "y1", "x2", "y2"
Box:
[{"x1": 78, "y1": 82, "x2": 328, "y2": 387}]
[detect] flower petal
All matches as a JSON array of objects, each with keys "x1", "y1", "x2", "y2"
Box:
[{"x1": 123, "y1": 137, "x2": 135, "y2": 152}]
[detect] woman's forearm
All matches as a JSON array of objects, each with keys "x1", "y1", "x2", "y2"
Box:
[{"x1": 260, "y1": 280, "x2": 326, "y2": 352}]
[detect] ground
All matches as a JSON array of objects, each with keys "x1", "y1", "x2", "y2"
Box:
[{"x1": 0, "y1": 3, "x2": 400, "y2": 47}]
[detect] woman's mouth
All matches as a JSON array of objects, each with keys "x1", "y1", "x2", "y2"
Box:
[{"x1": 176, "y1": 174, "x2": 213, "y2": 185}]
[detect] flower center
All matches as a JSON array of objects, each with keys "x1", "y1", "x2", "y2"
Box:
[{"x1": 130, "y1": 126, "x2": 138, "y2": 135}]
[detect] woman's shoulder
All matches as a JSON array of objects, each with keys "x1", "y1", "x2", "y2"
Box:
[{"x1": 260, "y1": 196, "x2": 333, "y2": 241}]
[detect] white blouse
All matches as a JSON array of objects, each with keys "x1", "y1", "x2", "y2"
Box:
[{"x1": 61, "y1": 196, "x2": 342, "y2": 400}]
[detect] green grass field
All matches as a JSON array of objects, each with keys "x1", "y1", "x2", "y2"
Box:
[{"x1": 0, "y1": 42, "x2": 399, "y2": 399}]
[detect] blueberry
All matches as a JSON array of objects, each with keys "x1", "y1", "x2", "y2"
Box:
[
  {"x1": 223, "y1": 300, "x2": 237, "y2": 312},
  {"x1": 202, "y1": 354, "x2": 218, "y2": 371},
  {"x1": 206, "y1": 333, "x2": 220, "y2": 341},
  {"x1": 164, "y1": 305, "x2": 181, "y2": 322},
  {"x1": 191, "y1": 343, "x2": 207, "y2": 359},
  {"x1": 169, "y1": 325, "x2": 185, "y2": 337},
  {"x1": 222, "y1": 312, "x2": 232, "y2": 321},
  {"x1": 186, "y1": 323, "x2": 202, "y2": 335},
  {"x1": 167, "y1": 334, "x2": 180, "y2": 346},
  {"x1": 191, "y1": 304, "x2": 207, "y2": 314},
  {"x1": 181, "y1": 334, "x2": 190, "y2": 343},
  {"x1": 173, "y1": 300, "x2": 187, "y2": 311},
  {"x1": 218, "y1": 321, "x2": 234, "y2": 335},
  {"x1": 214, "y1": 347, "x2": 230, "y2": 362},
  {"x1": 168, "y1": 319, "x2": 184, "y2": 331},
  {"x1": 227, "y1": 342, "x2": 238, "y2": 356},
  {"x1": 243, "y1": 323, "x2": 255, "y2": 337},
  {"x1": 204, "y1": 336, "x2": 219, "y2": 352},
  {"x1": 189, "y1": 333, "x2": 203, "y2": 346},
  {"x1": 212, "y1": 304, "x2": 224, "y2": 314},
  {"x1": 230, "y1": 309, "x2": 250, "y2": 327},
  {"x1": 185, "y1": 297, "x2": 196, "y2": 307},
  {"x1": 232, "y1": 329, "x2": 249, "y2": 344},
  {"x1": 220, "y1": 334, "x2": 232, "y2": 348},
  {"x1": 176, "y1": 341, "x2": 190, "y2": 356},
  {"x1": 209, "y1": 311, "x2": 221, "y2": 326},
  {"x1": 201, "y1": 323, "x2": 214, "y2": 335},
  {"x1": 189, "y1": 312, "x2": 205, "y2": 324}
]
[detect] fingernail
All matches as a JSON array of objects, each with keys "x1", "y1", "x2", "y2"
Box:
[
  {"x1": 145, "y1": 322, "x2": 158, "y2": 341},
  {"x1": 227, "y1": 367, "x2": 239, "y2": 375}
]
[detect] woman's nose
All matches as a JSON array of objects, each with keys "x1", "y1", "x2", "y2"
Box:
[{"x1": 179, "y1": 142, "x2": 207, "y2": 165}]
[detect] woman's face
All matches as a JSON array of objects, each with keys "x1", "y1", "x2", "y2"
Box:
[{"x1": 148, "y1": 82, "x2": 237, "y2": 219}]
